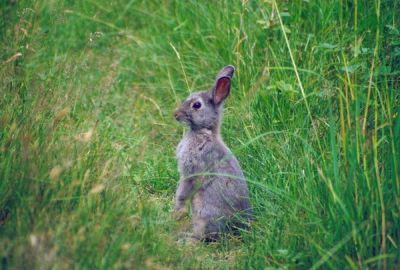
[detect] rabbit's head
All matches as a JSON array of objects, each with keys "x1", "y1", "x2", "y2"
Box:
[{"x1": 174, "y1": 65, "x2": 234, "y2": 132}]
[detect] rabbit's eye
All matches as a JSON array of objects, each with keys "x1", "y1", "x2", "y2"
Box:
[{"x1": 192, "y1": 102, "x2": 202, "y2": 109}]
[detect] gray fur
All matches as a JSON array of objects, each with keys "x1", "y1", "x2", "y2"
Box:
[{"x1": 173, "y1": 65, "x2": 252, "y2": 241}]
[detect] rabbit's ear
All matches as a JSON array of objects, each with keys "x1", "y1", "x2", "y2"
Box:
[
  {"x1": 212, "y1": 76, "x2": 231, "y2": 105},
  {"x1": 216, "y1": 65, "x2": 235, "y2": 80}
]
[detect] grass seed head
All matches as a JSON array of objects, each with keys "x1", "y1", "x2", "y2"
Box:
[
  {"x1": 89, "y1": 184, "x2": 105, "y2": 195},
  {"x1": 49, "y1": 166, "x2": 62, "y2": 180},
  {"x1": 76, "y1": 129, "x2": 94, "y2": 142}
]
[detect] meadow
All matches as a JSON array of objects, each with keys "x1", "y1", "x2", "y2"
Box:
[{"x1": 1, "y1": 0, "x2": 399, "y2": 269}]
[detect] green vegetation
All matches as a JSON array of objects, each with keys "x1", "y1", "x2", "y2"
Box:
[{"x1": 1, "y1": 0, "x2": 399, "y2": 269}]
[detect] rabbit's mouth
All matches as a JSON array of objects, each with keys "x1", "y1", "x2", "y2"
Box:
[{"x1": 174, "y1": 110, "x2": 192, "y2": 125}]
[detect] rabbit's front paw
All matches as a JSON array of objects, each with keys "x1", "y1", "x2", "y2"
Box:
[{"x1": 173, "y1": 206, "x2": 188, "y2": 220}]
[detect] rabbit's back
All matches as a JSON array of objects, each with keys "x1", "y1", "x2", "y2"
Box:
[{"x1": 193, "y1": 152, "x2": 251, "y2": 217}]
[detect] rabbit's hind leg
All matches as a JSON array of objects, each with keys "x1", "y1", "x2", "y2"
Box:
[
  {"x1": 192, "y1": 215, "x2": 207, "y2": 240},
  {"x1": 194, "y1": 215, "x2": 224, "y2": 242}
]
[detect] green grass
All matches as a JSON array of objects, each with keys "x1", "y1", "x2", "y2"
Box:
[{"x1": 1, "y1": 0, "x2": 399, "y2": 269}]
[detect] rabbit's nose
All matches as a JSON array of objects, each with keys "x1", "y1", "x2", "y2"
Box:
[
  {"x1": 174, "y1": 110, "x2": 181, "y2": 119},
  {"x1": 174, "y1": 109, "x2": 185, "y2": 120}
]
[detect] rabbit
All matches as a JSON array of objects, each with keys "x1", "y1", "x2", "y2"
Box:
[{"x1": 173, "y1": 65, "x2": 252, "y2": 241}]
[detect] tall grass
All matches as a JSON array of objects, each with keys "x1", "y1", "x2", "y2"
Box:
[{"x1": 1, "y1": 0, "x2": 399, "y2": 269}]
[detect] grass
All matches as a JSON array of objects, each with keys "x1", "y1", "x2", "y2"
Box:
[{"x1": 1, "y1": 0, "x2": 399, "y2": 269}]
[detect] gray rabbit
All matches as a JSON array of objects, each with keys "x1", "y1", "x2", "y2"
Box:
[{"x1": 173, "y1": 65, "x2": 252, "y2": 241}]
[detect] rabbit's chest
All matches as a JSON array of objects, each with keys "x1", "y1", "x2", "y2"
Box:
[{"x1": 176, "y1": 136, "x2": 210, "y2": 176}]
